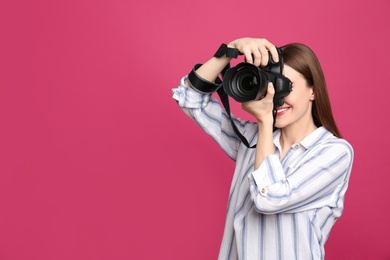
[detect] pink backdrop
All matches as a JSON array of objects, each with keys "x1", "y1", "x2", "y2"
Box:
[{"x1": 1, "y1": 0, "x2": 389, "y2": 259}]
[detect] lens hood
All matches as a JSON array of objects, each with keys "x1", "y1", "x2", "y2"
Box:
[{"x1": 222, "y1": 63, "x2": 269, "y2": 103}]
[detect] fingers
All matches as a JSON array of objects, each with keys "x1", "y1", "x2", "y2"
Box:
[
  {"x1": 242, "y1": 82, "x2": 275, "y2": 108},
  {"x1": 262, "y1": 39, "x2": 279, "y2": 64},
  {"x1": 267, "y1": 82, "x2": 275, "y2": 97},
  {"x1": 232, "y1": 38, "x2": 278, "y2": 67},
  {"x1": 240, "y1": 82, "x2": 275, "y2": 122},
  {"x1": 257, "y1": 38, "x2": 279, "y2": 65}
]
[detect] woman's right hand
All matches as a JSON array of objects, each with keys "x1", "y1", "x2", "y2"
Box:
[{"x1": 228, "y1": 38, "x2": 279, "y2": 68}]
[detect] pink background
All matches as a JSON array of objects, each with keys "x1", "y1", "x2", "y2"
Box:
[{"x1": 1, "y1": 0, "x2": 389, "y2": 259}]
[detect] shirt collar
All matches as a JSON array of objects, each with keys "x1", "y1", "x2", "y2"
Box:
[{"x1": 273, "y1": 126, "x2": 333, "y2": 150}]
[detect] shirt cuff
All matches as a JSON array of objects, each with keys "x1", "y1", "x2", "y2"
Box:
[
  {"x1": 250, "y1": 154, "x2": 285, "y2": 196},
  {"x1": 172, "y1": 76, "x2": 211, "y2": 109}
]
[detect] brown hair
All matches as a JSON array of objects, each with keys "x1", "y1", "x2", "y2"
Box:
[{"x1": 280, "y1": 43, "x2": 342, "y2": 138}]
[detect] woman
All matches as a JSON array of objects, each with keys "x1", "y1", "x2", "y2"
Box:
[{"x1": 172, "y1": 38, "x2": 354, "y2": 260}]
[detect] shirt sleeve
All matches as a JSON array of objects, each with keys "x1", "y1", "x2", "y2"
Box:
[
  {"x1": 172, "y1": 76, "x2": 255, "y2": 161},
  {"x1": 248, "y1": 140, "x2": 354, "y2": 214}
]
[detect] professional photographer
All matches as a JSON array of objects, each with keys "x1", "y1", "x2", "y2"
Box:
[{"x1": 172, "y1": 37, "x2": 354, "y2": 260}]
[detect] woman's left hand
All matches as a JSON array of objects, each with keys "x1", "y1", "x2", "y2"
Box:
[{"x1": 241, "y1": 82, "x2": 275, "y2": 124}]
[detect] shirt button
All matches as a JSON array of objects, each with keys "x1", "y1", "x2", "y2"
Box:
[
  {"x1": 293, "y1": 144, "x2": 299, "y2": 149},
  {"x1": 260, "y1": 187, "x2": 267, "y2": 196}
]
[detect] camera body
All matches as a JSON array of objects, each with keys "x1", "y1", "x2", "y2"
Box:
[{"x1": 222, "y1": 48, "x2": 292, "y2": 107}]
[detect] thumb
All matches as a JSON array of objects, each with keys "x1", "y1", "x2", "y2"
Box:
[{"x1": 267, "y1": 82, "x2": 275, "y2": 98}]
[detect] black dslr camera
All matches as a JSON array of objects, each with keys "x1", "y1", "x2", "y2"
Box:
[
  {"x1": 186, "y1": 46, "x2": 292, "y2": 148},
  {"x1": 222, "y1": 48, "x2": 292, "y2": 107}
]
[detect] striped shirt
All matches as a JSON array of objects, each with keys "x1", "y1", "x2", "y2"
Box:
[{"x1": 172, "y1": 76, "x2": 354, "y2": 260}]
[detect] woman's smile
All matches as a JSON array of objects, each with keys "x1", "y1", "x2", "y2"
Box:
[{"x1": 276, "y1": 106, "x2": 290, "y2": 116}]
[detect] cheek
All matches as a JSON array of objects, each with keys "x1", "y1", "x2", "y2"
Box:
[
  {"x1": 285, "y1": 87, "x2": 312, "y2": 104},
  {"x1": 283, "y1": 92, "x2": 295, "y2": 105}
]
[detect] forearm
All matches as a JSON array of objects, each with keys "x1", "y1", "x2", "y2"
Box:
[
  {"x1": 184, "y1": 56, "x2": 232, "y2": 89},
  {"x1": 254, "y1": 120, "x2": 274, "y2": 169},
  {"x1": 194, "y1": 56, "x2": 231, "y2": 82},
  {"x1": 172, "y1": 77, "x2": 242, "y2": 160}
]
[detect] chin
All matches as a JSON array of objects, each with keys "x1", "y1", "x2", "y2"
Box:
[{"x1": 274, "y1": 120, "x2": 288, "y2": 129}]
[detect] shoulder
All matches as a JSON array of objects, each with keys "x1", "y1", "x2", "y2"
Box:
[
  {"x1": 328, "y1": 137, "x2": 354, "y2": 162},
  {"x1": 302, "y1": 127, "x2": 353, "y2": 159},
  {"x1": 312, "y1": 129, "x2": 354, "y2": 163}
]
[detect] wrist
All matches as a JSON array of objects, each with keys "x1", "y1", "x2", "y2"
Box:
[
  {"x1": 214, "y1": 43, "x2": 239, "y2": 59},
  {"x1": 257, "y1": 116, "x2": 274, "y2": 128}
]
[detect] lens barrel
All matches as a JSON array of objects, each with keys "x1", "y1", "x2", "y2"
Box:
[{"x1": 223, "y1": 63, "x2": 268, "y2": 103}]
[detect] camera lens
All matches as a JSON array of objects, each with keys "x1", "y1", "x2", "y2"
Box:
[
  {"x1": 240, "y1": 75, "x2": 258, "y2": 92},
  {"x1": 223, "y1": 63, "x2": 268, "y2": 102}
]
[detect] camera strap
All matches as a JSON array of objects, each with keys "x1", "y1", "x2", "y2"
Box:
[
  {"x1": 216, "y1": 86, "x2": 257, "y2": 148},
  {"x1": 217, "y1": 89, "x2": 278, "y2": 149}
]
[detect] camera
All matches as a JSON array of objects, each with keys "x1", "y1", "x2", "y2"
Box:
[{"x1": 222, "y1": 48, "x2": 292, "y2": 107}]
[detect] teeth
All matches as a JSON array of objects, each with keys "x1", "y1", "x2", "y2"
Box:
[{"x1": 277, "y1": 108, "x2": 288, "y2": 113}]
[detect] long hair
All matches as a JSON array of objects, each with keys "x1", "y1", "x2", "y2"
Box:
[{"x1": 280, "y1": 43, "x2": 342, "y2": 138}]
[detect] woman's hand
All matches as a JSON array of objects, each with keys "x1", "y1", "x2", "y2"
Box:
[
  {"x1": 241, "y1": 82, "x2": 275, "y2": 124},
  {"x1": 228, "y1": 38, "x2": 279, "y2": 67}
]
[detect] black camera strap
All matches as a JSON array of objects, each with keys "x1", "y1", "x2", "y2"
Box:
[{"x1": 216, "y1": 86, "x2": 257, "y2": 148}]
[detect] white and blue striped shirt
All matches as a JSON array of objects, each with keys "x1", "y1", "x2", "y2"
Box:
[{"x1": 172, "y1": 76, "x2": 354, "y2": 260}]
